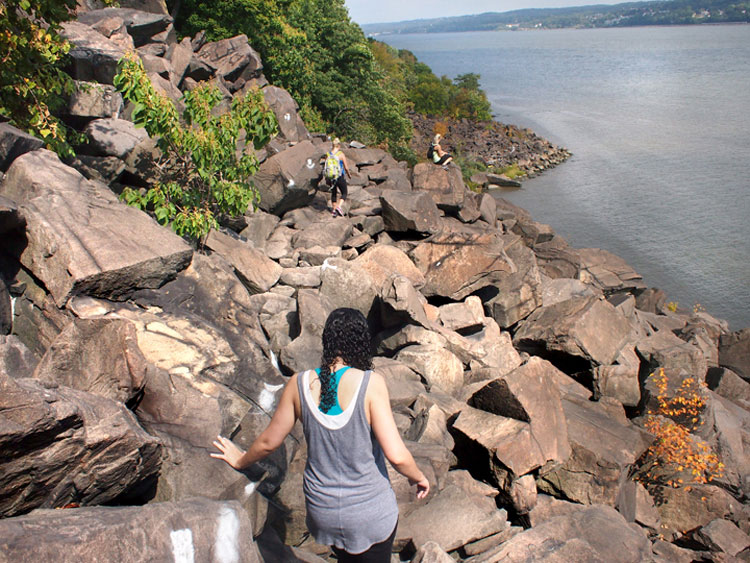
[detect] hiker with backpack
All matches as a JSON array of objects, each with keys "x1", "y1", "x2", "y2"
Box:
[
  {"x1": 428, "y1": 133, "x2": 453, "y2": 166},
  {"x1": 322, "y1": 138, "x2": 351, "y2": 217}
]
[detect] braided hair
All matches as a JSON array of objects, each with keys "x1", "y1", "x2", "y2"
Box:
[{"x1": 318, "y1": 308, "x2": 373, "y2": 413}]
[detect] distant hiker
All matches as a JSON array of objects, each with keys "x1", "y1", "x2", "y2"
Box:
[
  {"x1": 321, "y1": 138, "x2": 351, "y2": 217},
  {"x1": 428, "y1": 133, "x2": 453, "y2": 166}
]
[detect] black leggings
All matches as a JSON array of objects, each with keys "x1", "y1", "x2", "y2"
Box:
[
  {"x1": 331, "y1": 174, "x2": 348, "y2": 202},
  {"x1": 331, "y1": 523, "x2": 397, "y2": 563}
]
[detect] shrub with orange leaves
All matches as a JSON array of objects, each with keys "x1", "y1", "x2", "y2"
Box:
[{"x1": 635, "y1": 369, "x2": 724, "y2": 490}]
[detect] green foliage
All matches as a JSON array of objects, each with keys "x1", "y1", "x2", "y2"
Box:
[
  {"x1": 172, "y1": 0, "x2": 411, "y2": 150},
  {"x1": 369, "y1": 40, "x2": 493, "y2": 121},
  {"x1": 113, "y1": 53, "x2": 277, "y2": 241},
  {"x1": 0, "y1": 0, "x2": 82, "y2": 157}
]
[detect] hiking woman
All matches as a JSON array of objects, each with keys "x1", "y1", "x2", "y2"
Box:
[
  {"x1": 430, "y1": 133, "x2": 453, "y2": 166},
  {"x1": 210, "y1": 307, "x2": 430, "y2": 562},
  {"x1": 328, "y1": 138, "x2": 351, "y2": 216}
]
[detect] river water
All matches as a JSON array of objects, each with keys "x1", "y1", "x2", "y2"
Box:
[{"x1": 380, "y1": 25, "x2": 750, "y2": 329}]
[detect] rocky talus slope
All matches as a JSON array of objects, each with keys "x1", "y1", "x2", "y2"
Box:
[{"x1": 0, "y1": 4, "x2": 749, "y2": 562}]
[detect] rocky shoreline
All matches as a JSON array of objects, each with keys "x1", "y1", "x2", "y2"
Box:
[
  {"x1": 1, "y1": 5, "x2": 749, "y2": 563},
  {"x1": 409, "y1": 112, "x2": 571, "y2": 178}
]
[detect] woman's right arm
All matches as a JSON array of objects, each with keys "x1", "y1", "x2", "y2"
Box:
[{"x1": 368, "y1": 372, "x2": 430, "y2": 499}]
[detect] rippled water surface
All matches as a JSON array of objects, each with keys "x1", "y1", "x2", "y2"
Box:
[{"x1": 381, "y1": 25, "x2": 750, "y2": 329}]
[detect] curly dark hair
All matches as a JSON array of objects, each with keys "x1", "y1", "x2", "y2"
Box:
[{"x1": 318, "y1": 308, "x2": 373, "y2": 413}]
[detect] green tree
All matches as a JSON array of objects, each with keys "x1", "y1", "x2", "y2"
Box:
[
  {"x1": 0, "y1": 0, "x2": 82, "y2": 156},
  {"x1": 172, "y1": 0, "x2": 411, "y2": 151},
  {"x1": 113, "y1": 53, "x2": 277, "y2": 241}
]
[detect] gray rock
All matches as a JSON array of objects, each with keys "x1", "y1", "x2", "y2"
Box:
[
  {"x1": 475, "y1": 505, "x2": 651, "y2": 563},
  {"x1": 0, "y1": 123, "x2": 44, "y2": 172},
  {"x1": 32, "y1": 318, "x2": 148, "y2": 405},
  {"x1": 537, "y1": 393, "x2": 652, "y2": 506},
  {"x1": 378, "y1": 275, "x2": 432, "y2": 330},
  {"x1": 318, "y1": 257, "x2": 378, "y2": 318},
  {"x1": 635, "y1": 287, "x2": 668, "y2": 314},
  {"x1": 166, "y1": 37, "x2": 193, "y2": 85},
  {"x1": 0, "y1": 150, "x2": 193, "y2": 307},
  {"x1": 205, "y1": 229, "x2": 282, "y2": 294},
  {"x1": 354, "y1": 244, "x2": 425, "y2": 292},
  {"x1": 263, "y1": 86, "x2": 310, "y2": 143},
  {"x1": 469, "y1": 357, "x2": 571, "y2": 480},
  {"x1": 398, "y1": 484, "x2": 508, "y2": 553},
  {"x1": 396, "y1": 344, "x2": 463, "y2": 395},
  {"x1": 593, "y1": 345, "x2": 642, "y2": 407},
  {"x1": 254, "y1": 141, "x2": 326, "y2": 216},
  {"x1": 0, "y1": 498, "x2": 262, "y2": 563},
  {"x1": 514, "y1": 294, "x2": 633, "y2": 368},
  {"x1": 719, "y1": 328, "x2": 750, "y2": 381},
  {"x1": 0, "y1": 372, "x2": 162, "y2": 518},
  {"x1": 411, "y1": 230, "x2": 516, "y2": 301},
  {"x1": 707, "y1": 367, "x2": 750, "y2": 409},
  {"x1": 411, "y1": 162, "x2": 467, "y2": 212},
  {"x1": 379, "y1": 190, "x2": 442, "y2": 234},
  {"x1": 77, "y1": 8, "x2": 173, "y2": 47},
  {"x1": 83, "y1": 117, "x2": 148, "y2": 158},
  {"x1": 60, "y1": 21, "x2": 126, "y2": 84},
  {"x1": 438, "y1": 295, "x2": 485, "y2": 333},
  {"x1": 484, "y1": 239, "x2": 543, "y2": 327},
  {"x1": 411, "y1": 541, "x2": 454, "y2": 563},
  {"x1": 540, "y1": 276, "x2": 600, "y2": 308},
  {"x1": 239, "y1": 210, "x2": 280, "y2": 251},
  {"x1": 532, "y1": 235, "x2": 582, "y2": 279},
  {"x1": 69, "y1": 155, "x2": 126, "y2": 185},
  {"x1": 0, "y1": 335, "x2": 38, "y2": 379},
  {"x1": 198, "y1": 34, "x2": 263, "y2": 83},
  {"x1": 655, "y1": 483, "x2": 744, "y2": 539},
  {"x1": 280, "y1": 289, "x2": 330, "y2": 374},
  {"x1": 696, "y1": 518, "x2": 750, "y2": 557},
  {"x1": 139, "y1": 52, "x2": 171, "y2": 78},
  {"x1": 477, "y1": 193, "x2": 497, "y2": 228},
  {"x1": 615, "y1": 480, "x2": 662, "y2": 532},
  {"x1": 67, "y1": 81, "x2": 123, "y2": 119},
  {"x1": 577, "y1": 247, "x2": 646, "y2": 293},
  {"x1": 292, "y1": 218, "x2": 353, "y2": 250}
]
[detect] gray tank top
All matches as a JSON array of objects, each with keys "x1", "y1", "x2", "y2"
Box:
[{"x1": 297, "y1": 369, "x2": 399, "y2": 554}]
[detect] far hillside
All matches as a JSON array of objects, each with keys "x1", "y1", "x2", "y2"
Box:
[{"x1": 362, "y1": 0, "x2": 750, "y2": 34}]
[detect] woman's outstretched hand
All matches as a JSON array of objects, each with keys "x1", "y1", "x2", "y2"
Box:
[
  {"x1": 410, "y1": 475, "x2": 430, "y2": 500},
  {"x1": 210, "y1": 435, "x2": 246, "y2": 469}
]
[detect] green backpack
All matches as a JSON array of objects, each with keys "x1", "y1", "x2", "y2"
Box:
[{"x1": 324, "y1": 151, "x2": 342, "y2": 179}]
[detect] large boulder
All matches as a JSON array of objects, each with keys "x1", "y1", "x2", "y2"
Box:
[
  {"x1": 398, "y1": 484, "x2": 508, "y2": 554},
  {"x1": 379, "y1": 190, "x2": 442, "y2": 234},
  {"x1": 396, "y1": 344, "x2": 464, "y2": 395},
  {"x1": 262, "y1": 86, "x2": 310, "y2": 143},
  {"x1": 0, "y1": 372, "x2": 162, "y2": 518},
  {"x1": 410, "y1": 231, "x2": 517, "y2": 301},
  {"x1": 77, "y1": 8, "x2": 173, "y2": 47},
  {"x1": 411, "y1": 162, "x2": 467, "y2": 212},
  {"x1": 83, "y1": 117, "x2": 148, "y2": 159},
  {"x1": 514, "y1": 294, "x2": 633, "y2": 368},
  {"x1": 66, "y1": 81, "x2": 123, "y2": 120},
  {"x1": 468, "y1": 357, "x2": 572, "y2": 481},
  {"x1": 0, "y1": 150, "x2": 193, "y2": 307},
  {"x1": 32, "y1": 318, "x2": 148, "y2": 405},
  {"x1": 205, "y1": 229, "x2": 282, "y2": 294},
  {"x1": 354, "y1": 244, "x2": 425, "y2": 292},
  {"x1": 253, "y1": 141, "x2": 325, "y2": 216},
  {"x1": 537, "y1": 392, "x2": 652, "y2": 506},
  {"x1": 483, "y1": 238, "x2": 543, "y2": 328},
  {"x1": 197, "y1": 34, "x2": 263, "y2": 83},
  {"x1": 60, "y1": 21, "x2": 126, "y2": 84},
  {"x1": 0, "y1": 498, "x2": 262, "y2": 562}
]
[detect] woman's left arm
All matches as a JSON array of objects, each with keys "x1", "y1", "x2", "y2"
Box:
[{"x1": 211, "y1": 374, "x2": 300, "y2": 470}]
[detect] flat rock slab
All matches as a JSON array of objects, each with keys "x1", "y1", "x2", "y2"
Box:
[
  {"x1": 0, "y1": 124, "x2": 44, "y2": 173},
  {"x1": 0, "y1": 498, "x2": 262, "y2": 563},
  {"x1": 398, "y1": 484, "x2": 508, "y2": 553},
  {"x1": 0, "y1": 150, "x2": 193, "y2": 307}
]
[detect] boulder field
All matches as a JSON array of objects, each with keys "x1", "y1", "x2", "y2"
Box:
[{"x1": 0, "y1": 5, "x2": 749, "y2": 563}]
